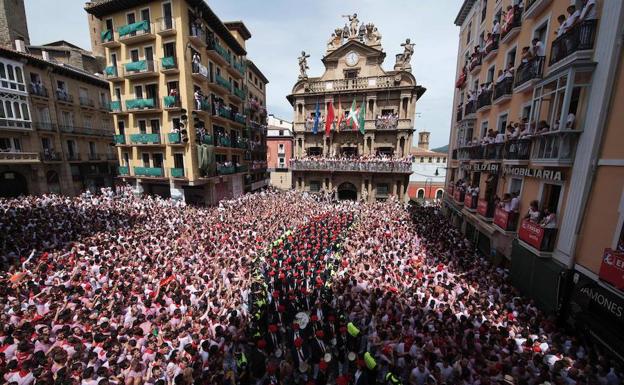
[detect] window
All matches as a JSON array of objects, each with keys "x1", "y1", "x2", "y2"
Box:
[
  {"x1": 0, "y1": 137, "x2": 20, "y2": 152},
  {"x1": 506, "y1": 47, "x2": 517, "y2": 68},
  {"x1": 279, "y1": 130, "x2": 284, "y2": 136},
  {"x1": 428, "y1": 157, "x2": 432, "y2": 163},
  {"x1": 498, "y1": 113, "x2": 508, "y2": 133},
  {"x1": 466, "y1": 22, "x2": 472, "y2": 44},
  {"x1": 345, "y1": 70, "x2": 358, "y2": 79},
  {"x1": 150, "y1": 119, "x2": 160, "y2": 134},
  {"x1": 481, "y1": 120, "x2": 489, "y2": 138},
  {"x1": 84, "y1": 116, "x2": 92, "y2": 130},
  {"x1": 509, "y1": 178, "x2": 523, "y2": 195},
  {"x1": 487, "y1": 66, "x2": 495, "y2": 83},
  {"x1": 138, "y1": 119, "x2": 147, "y2": 134},
  {"x1": 89, "y1": 141, "x2": 96, "y2": 155},
  {"x1": 142, "y1": 153, "x2": 150, "y2": 167},
  {"x1": 0, "y1": 61, "x2": 26, "y2": 92},
  {"x1": 41, "y1": 137, "x2": 51, "y2": 150},
  {"x1": 310, "y1": 181, "x2": 321, "y2": 192},
  {"x1": 417, "y1": 189, "x2": 425, "y2": 199},
  {"x1": 481, "y1": 0, "x2": 488, "y2": 22}
]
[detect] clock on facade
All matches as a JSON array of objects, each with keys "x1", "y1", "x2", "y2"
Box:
[{"x1": 345, "y1": 51, "x2": 359, "y2": 67}]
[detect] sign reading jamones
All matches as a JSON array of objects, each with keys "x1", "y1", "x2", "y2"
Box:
[
  {"x1": 503, "y1": 167, "x2": 565, "y2": 181},
  {"x1": 461, "y1": 163, "x2": 500, "y2": 173}
]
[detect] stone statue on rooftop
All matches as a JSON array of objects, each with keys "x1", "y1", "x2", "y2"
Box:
[
  {"x1": 298, "y1": 51, "x2": 310, "y2": 80},
  {"x1": 342, "y1": 13, "x2": 360, "y2": 39},
  {"x1": 364, "y1": 23, "x2": 382, "y2": 46},
  {"x1": 395, "y1": 38, "x2": 415, "y2": 71},
  {"x1": 327, "y1": 28, "x2": 344, "y2": 50}
]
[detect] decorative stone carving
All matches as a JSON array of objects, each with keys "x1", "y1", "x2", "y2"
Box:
[
  {"x1": 394, "y1": 38, "x2": 415, "y2": 71},
  {"x1": 298, "y1": 51, "x2": 310, "y2": 80},
  {"x1": 327, "y1": 28, "x2": 344, "y2": 51},
  {"x1": 364, "y1": 23, "x2": 382, "y2": 46},
  {"x1": 342, "y1": 13, "x2": 360, "y2": 39}
]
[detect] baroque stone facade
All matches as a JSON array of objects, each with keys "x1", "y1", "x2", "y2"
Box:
[{"x1": 287, "y1": 16, "x2": 425, "y2": 201}]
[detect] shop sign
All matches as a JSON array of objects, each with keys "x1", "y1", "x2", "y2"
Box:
[
  {"x1": 503, "y1": 167, "x2": 564, "y2": 181},
  {"x1": 518, "y1": 219, "x2": 544, "y2": 249},
  {"x1": 461, "y1": 163, "x2": 500, "y2": 173},
  {"x1": 599, "y1": 248, "x2": 624, "y2": 290}
]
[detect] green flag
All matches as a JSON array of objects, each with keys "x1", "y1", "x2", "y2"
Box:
[
  {"x1": 346, "y1": 99, "x2": 358, "y2": 130},
  {"x1": 358, "y1": 98, "x2": 366, "y2": 135}
]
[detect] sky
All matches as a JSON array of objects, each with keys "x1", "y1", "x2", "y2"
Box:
[{"x1": 25, "y1": 0, "x2": 461, "y2": 149}]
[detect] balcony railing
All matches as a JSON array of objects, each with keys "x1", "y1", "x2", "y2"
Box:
[
  {"x1": 88, "y1": 153, "x2": 102, "y2": 161},
  {"x1": 233, "y1": 112, "x2": 246, "y2": 124},
  {"x1": 130, "y1": 133, "x2": 161, "y2": 144},
  {"x1": 530, "y1": 130, "x2": 579, "y2": 165},
  {"x1": 477, "y1": 198, "x2": 495, "y2": 218},
  {"x1": 109, "y1": 100, "x2": 122, "y2": 112},
  {"x1": 493, "y1": 77, "x2": 513, "y2": 101},
  {"x1": 163, "y1": 95, "x2": 181, "y2": 109},
  {"x1": 483, "y1": 35, "x2": 500, "y2": 59},
  {"x1": 483, "y1": 142, "x2": 503, "y2": 160},
  {"x1": 79, "y1": 96, "x2": 95, "y2": 108},
  {"x1": 453, "y1": 189, "x2": 465, "y2": 204},
  {"x1": 233, "y1": 59, "x2": 246, "y2": 76},
  {"x1": 134, "y1": 166, "x2": 163, "y2": 177},
  {"x1": 214, "y1": 104, "x2": 232, "y2": 119},
  {"x1": 156, "y1": 17, "x2": 175, "y2": 34},
  {"x1": 126, "y1": 98, "x2": 158, "y2": 111},
  {"x1": 215, "y1": 73, "x2": 232, "y2": 92},
  {"x1": 464, "y1": 100, "x2": 476, "y2": 116},
  {"x1": 0, "y1": 151, "x2": 40, "y2": 163},
  {"x1": 500, "y1": 8, "x2": 522, "y2": 42},
  {"x1": 113, "y1": 134, "x2": 126, "y2": 144},
  {"x1": 494, "y1": 207, "x2": 519, "y2": 231},
  {"x1": 217, "y1": 164, "x2": 236, "y2": 175},
  {"x1": 514, "y1": 57, "x2": 544, "y2": 89},
  {"x1": 66, "y1": 153, "x2": 81, "y2": 161},
  {"x1": 34, "y1": 122, "x2": 56, "y2": 131},
  {"x1": 168, "y1": 132, "x2": 182, "y2": 144},
  {"x1": 118, "y1": 20, "x2": 153, "y2": 41},
  {"x1": 104, "y1": 66, "x2": 119, "y2": 79},
  {"x1": 376, "y1": 115, "x2": 399, "y2": 130},
  {"x1": 233, "y1": 86, "x2": 246, "y2": 100},
  {"x1": 518, "y1": 218, "x2": 557, "y2": 252},
  {"x1": 550, "y1": 20, "x2": 597, "y2": 66},
  {"x1": 464, "y1": 194, "x2": 478, "y2": 210},
  {"x1": 503, "y1": 139, "x2": 531, "y2": 161},
  {"x1": 101, "y1": 29, "x2": 114, "y2": 43},
  {"x1": 468, "y1": 55, "x2": 482, "y2": 73},
  {"x1": 290, "y1": 159, "x2": 412, "y2": 173},
  {"x1": 41, "y1": 150, "x2": 62, "y2": 161},
  {"x1": 55, "y1": 91, "x2": 73, "y2": 103},
  {"x1": 477, "y1": 89, "x2": 492, "y2": 110},
  {"x1": 307, "y1": 75, "x2": 399, "y2": 93},
  {"x1": 208, "y1": 39, "x2": 232, "y2": 64},
  {"x1": 124, "y1": 60, "x2": 157, "y2": 76},
  {"x1": 192, "y1": 62, "x2": 209, "y2": 79},
  {"x1": 188, "y1": 26, "x2": 208, "y2": 46},
  {"x1": 30, "y1": 85, "x2": 48, "y2": 97},
  {"x1": 171, "y1": 168, "x2": 185, "y2": 178},
  {"x1": 118, "y1": 166, "x2": 130, "y2": 175}
]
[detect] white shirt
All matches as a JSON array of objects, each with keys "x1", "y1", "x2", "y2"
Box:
[
  {"x1": 532, "y1": 42, "x2": 545, "y2": 57},
  {"x1": 492, "y1": 22, "x2": 501, "y2": 35},
  {"x1": 580, "y1": 0, "x2": 597, "y2": 21},
  {"x1": 510, "y1": 197, "x2": 520, "y2": 212},
  {"x1": 495, "y1": 133, "x2": 505, "y2": 143},
  {"x1": 563, "y1": 10, "x2": 581, "y2": 33}
]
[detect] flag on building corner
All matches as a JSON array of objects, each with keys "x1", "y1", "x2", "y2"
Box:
[
  {"x1": 358, "y1": 98, "x2": 366, "y2": 135},
  {"x1": 325, "y1": 101, "x2": 335, "y2": 137},
  {"x1": 312, "y1": 99, "x2": 320, "y2": 134}
]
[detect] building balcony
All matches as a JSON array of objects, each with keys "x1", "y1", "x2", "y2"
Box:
[
  {"x1": 104, "y1": 66, "x2": 122, "y2": 81},
  {"x1": 67, "y1": 126, "x2": 112, "y2": 137},
  {"x1": 290, "y1": 158, "x2": 412, "y2": 174},
  {"x1": 156, "y1": 17, "x2": 176, "y2": 36},
  {"x1": 79, "y1": 96, "x2": 95, "y2": 108},
  {"x1": 236, "y1": 164, "x2": 249, "y2": 173},
  {"x1": 500, "y1": 9, "x2": 522, "y2": 44},
  {"x1": 455, "y1": 107, "x2": 463, "y2": 123},
  {"x1": 55, "y1": 91, "x2": 73, "y2": 104},
  {"x1": 216, "y1": 136, "x2": 232, "y2": 148},
  {"x1": 233, "y1": 112, "x2": 247, "y2": 125},
  {"x1": 66, "y1": 153, "x2": 81, "y2": 161},
  {"x1": 468, "y1": 56, "x2": 482, "y2": 75},
  {"x1": 123, "y1": 60, "x2": 158, "y2": 79},
  {"x1": 375, "y1": 114, "x2": 400, "y2": 130},
  {"x1": 453, "y1": 189, "x2": 465, "y2": 205},
  {"x1": 523, "y1": 0, "x2": 552, "y2": 20},
  {"x1": 100, "y1": 29, "x2": 120, "y2": 47},
  {"x1": 217, "y1": 164, "x2": 237, "y2": 175},
  {"x1": 134, "y1": 166, "x2": 164, "y2": 177},
  {"x1": 251, "y1": 161, "x2": 267, "y2": 171},
  {"x1": 483, "y1": 142, "x2": 504, "y2": 161},
  {"x1": 518, "y1": 218, "x2": 557, "y2": 253},
  {"x1": 188, "y1": 26, "x2": 208, "y2": 48},
  {"x1": 530, "y1": 130, "x2": 580, "y2": 166},
  {"x1": 199, "y1": 133, "x2": 213, "y2": 145},
  {"x1": 87, "y1": 153, "x2": 103, "y2": 161},
  {"x1": 191, "y1": 62, "x2": 209, "y2": 80},
  {"x1": 118, "y1": 20, "x2": 155, "y2": 44},
  {"x1": 160, "y1": 57, "x2": 178, "y2": 74},
  {"x1": 463, "y1": 100, "x2": 476, "y2": 119},
  {"x1": 168, "y1": 132, "x2": 186, "y2": 145},
  {"x1": 455, "y1": 72, "x2": 467, "y2": 89},
  {"x1": 208, "y1": 39, "x2": 232, "y2": 66},
  {"x1": 307, "y1": 74, "x2": 402, "y2": 93},
  {"x1": 194, "y1": 98, "x2": 211, "y2": 114},
  {"x1": 163, "y1": 96, "x2": 182, "y2": 110},
  {"x1": 29, "y1": 85, "x2": 48, "y2": 98},
  {"x1": 34, "y1": 122, "x2": 56, "y2": 131},
  {"x1": 215, "y1": 73, "x2": 232, "y2": 92},
  {"x1": 232, "y1": 59, "x2": 246, "y2": 77},
  {"x1": 477, "y1": 198, "x2": 495, "y2": 219},
  {"x1": 464, "y1": 194, "x2": 478, "y2": 210},
  {"x1": 514, "y1": 57, "x2": 544, "y2": 92},
  {"x1": 493, "y1": 77, "x2": 513, "y2": 103},
  {"x1": 483, "y1": 37, "x2": 500, "y2": 62},
  {"x1": 118, "y1": 166, "x2": 130, "y2": 175},
  {"x1": 125, "y1": 98, "x2": 159, "y2": 113},
  {"x1": 171, "y1": 167, "x2": 185, "y2": 178},
  {"x1": 0, "y1": 151, "x2": 40, "y2": 164},
  {"x1": 232, "y1": 86, "x2": 246, "y2": 101},
  {"x1": 503, "y1": 139, "x2": 531, "y2": 164},
  {"x1": 494, "y1": 207, "x2": 519, "y2": 232},
  {"x1": 476, "y1": 89, "x2": 492, "y2": 112},
  {"x1": 549, "y1": 20, "x2": 598, "y2": 71},
  {"x1": 113, "y1": 134, "x2": 126, "y2": 145},
  {"x1": 213, "y1": 104, "x2": 233, "y2": 120},
  {"x1": 109, "y1": 100, "x2": 123, "y2": 113},
  {"x1": 41, "y1": 150, "x2": 62, "y2": 162},
  {"x1": 129, "y1": 133, "x2": 161, "y2": 145}
]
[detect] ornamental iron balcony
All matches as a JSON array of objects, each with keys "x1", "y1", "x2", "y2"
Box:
[
  {"x1": 233, "y1": 86, "x2": 246, "y2": 100},
  {"x1": 217, "y1": 164, "x2": 236, "y2": 175},
  {"x1": 55, "y1": 91, "x2": 73, "y2": 104},
  {"x1": 34, "y1": 122, "x2": 56, "y2": 131},
  {"x1": 493, "y1": 77, "x2": 513, "y2": 101},
  {"x1": 0, "y1": 151, "x2": 40, "y2": 163},
  {"x1": 233, "y1": 59, "x2": 246, "y2": 76},
  {"x1": 109, "y1": 100, "x2": 122, "y2": 112},
  {"x1": 66, "y1": 153, "x2": 81, "y2": 161},
  {"x1": 79, "y1": 96, "x2": 95, "y2": 108},
  {"x1": 104, "y1": 66, "x2": 120, "y2": 80},
  {"x1": 500, "y1": 7, "x2": 522, "y2": 43},
  {"x1": 494, "y1": 208, "x2": 519, "y2": 232},
  {"x1": 208, "y1": 39, "x2": 232, "y2": 64},
  {"x1": 503, "y1": 139, "x2": 531, "y2": 161},
  {"x1": 215, "y1": 73, "x2": 232, "y2": 92},
  {"x1": 514, "y1": 57, "x2": 544, "y2": 90},
  {"x1": 464, "y1": 100, "x2": 476, "y2": 117},
  {"x1": 375, "y1": 114, "x2": 399, "y2": 129},
  {"x1": 477, "y1": 88, "x2": 493, "y2": 110},
  {"x1": 549, "y1": 20, "x2": 598, "y2": 66},
  {"x1": 168, "y1": 132, "x2": 181, "y2": 144},
  {"x1": 468, "y1": 55, "x2": 482, "y2": 74},
  {"x1": 118, "y1": 166, "x2": 130, "y2": 175},
  {"x1": 483, "y1": 142, "x2": 503, "y2": 160}
]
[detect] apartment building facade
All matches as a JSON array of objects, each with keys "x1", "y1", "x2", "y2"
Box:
[
  {"x1": 445, "y1": 0, "x2": 624, "y2": 357},
  {"x1": 0, "y1": 47, "x2": 115, "y2": 197},
  {"x1": 287, "y1": 18, "x2": 425, "y2": 202},
  {"x1": 267, "y1": 114, "x2": 293, "y2": 190},
  {"x1": 85, "y1": 0, "x2": 269, "y2": 204}
]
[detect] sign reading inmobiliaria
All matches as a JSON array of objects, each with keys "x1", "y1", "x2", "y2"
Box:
[
  {"x1": 518, "y1": 219, "x2": 545, "y2": 249},
  {"x1": 503, "y1": 167, "x2": 565, "y2": 181},
  {"x1": 599, "y1": 248, "x2": 624, "y2": 290}
]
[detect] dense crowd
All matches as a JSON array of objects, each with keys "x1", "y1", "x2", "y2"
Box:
[
  {"x1": 290, "y1": 156, "x2": 413, "y2": 173},
  {"x1": 0, "y1": 188, "x2": 621, "y2": 385}
]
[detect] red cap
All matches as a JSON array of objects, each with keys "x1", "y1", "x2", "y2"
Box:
[
  {"x1": 294, "y1": 337, "x2": 303, "y2": 348},
  {"x1": 257, "y1": 339, "x2": 267, "y2": 349},
  {"x1": 319, "y1": 360, "x2": 328, "y2": 371},
  {"x1": 315, "y1": 330, "x2": 324, "y2": 338}
]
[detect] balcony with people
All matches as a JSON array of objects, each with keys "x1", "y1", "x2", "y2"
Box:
[
  {"x1": 500, "y1": 4, "x2": 523, "y2": 44},
  {"x1": 290, "y1": 155, "x2": 413, "y2": 174},
  {"x1": 100, "y1": 28, "x2": 119, "y2": 48},
  {"x1": 492, "y1": 192, "x2": 520, "y2": 232},
  {"x1": 483, "y1": 32, "x2": 500, "y2": 63},
  {"x1": 191, "y1": 53, "x2": 209, "y2": 81},
  {"x1": 477, "y1": 198, "x2": 496, "y2": 220},
  {"x1": 104, "y1": 65, "x2": 121, "y2": 81},
  {"x1": 452, "y1": 181, "x2": 466, "y2": 206},
  {"x1": 476, "y1": 83, "x2": 493, "y2": 112},
  {"x1": 208, "y1": 38, "x2": 232, "y2": 66},
  {"x1": 514, "y1": 43, "x2": 545, "y2": 91},
  {"x1": 518, "y1": 199, "x2": 558, "y2": 253},
  {"x1": 29, "y1": 83, "x2": 48, "y2": 98},
  {"x1": 492, "y1": 67, "x2": 514, "y2": 104},
  {"x1": 464, "y1": 97, "x2": 476, "y2": 118},
  {"x1": 375, "y1": 112, "x2": 399, "y2": 130},
  {"x1": 464, "y1": 184, "x2": 479, "y2": 211},
  {"x1": 455, "y1": 66, "x2": 467, "y2": 89},
  {"x1": 188, "y1": 22, "x2": 208, "y2": 48},
  {"x1": 468, "y1": 46, "x2": 482, "y2": 75},
  {"x1": 549, "y1": 1, "x2": 599, "y2": 70}
]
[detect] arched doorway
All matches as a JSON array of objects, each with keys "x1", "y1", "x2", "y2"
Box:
[
  {"x1": 417, "y1": 188, "x2": 425, "y2": 200},
  {"x1": 436, "y1": 189, "x2": 444, "y2": 200},
  {"x1": 337, "y1": 182, "x2": 357, "y2": 201},
  {"x1": 0, "y1": 171, "x2": 28, "y2": 198}
]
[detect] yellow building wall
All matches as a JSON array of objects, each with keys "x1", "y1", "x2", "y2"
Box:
[{"x1": 597, "y1": 50, "x2": 624, "y2": 160}]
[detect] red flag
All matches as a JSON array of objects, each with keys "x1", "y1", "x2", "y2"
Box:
[
  {"x1": 325, "y1": 101, "x2": 335, "y2": 137},
  {"x1": 335, "y1": 98, "x2": 343, "y2": 132},
  {"x1": 159, "y1": 275, "x2": 176, "y2": 287}
]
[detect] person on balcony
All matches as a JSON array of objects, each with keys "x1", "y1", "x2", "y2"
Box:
[
  {"x1": 520, "y1": 46, "x2": 534, "y2": 67},
  {"x1": 579, "y1": 0, "x2": 598, "y2": 25},
  {"x1": 536, "y1": 120, "x2": 550, "y2": 134},
  {"x1": 470, "y1": 183, "x2": 479, "y2": 208},
  {"x1": 510, "y1": 192, "x2": 520, "y2": 213},
  {"x1": 540, "y1": 208, "x2": 557, "y2": 228},
  {"x1": 555, "y1": 14, "x2": 567, "y2": 38},
  {"x1": 495, "y1": 69, "x2": 506, "y2": 84},
  {"x1": 194, "y1": 89, "x2": 203, "y2": 110},
  {"x1": 525, "y1": 200, "x2": 542, "y2": 223},
  {"x1": 563, "y1": 5, "x2": 581, "y2": 35},
  {"x1": 492, "y1": 19, "x2": 501, "y2": 38}
]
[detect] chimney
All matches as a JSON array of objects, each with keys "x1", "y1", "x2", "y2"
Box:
[
  {"x1": 15, "y1": 39, "x2": 26, "y2": 53},
  {"x1": 418, "y1": 131, "x2": 430, "y2": 150},
  {"x1": 42, "y1": 50, "x2": 50, "y2": 61}
]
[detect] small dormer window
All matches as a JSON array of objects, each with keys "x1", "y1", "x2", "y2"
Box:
[{"x1": 345, "y1": 70, "x2": 358, "y2": 79}]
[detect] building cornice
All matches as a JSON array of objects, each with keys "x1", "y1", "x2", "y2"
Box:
[{"x1": 454, "y1": 0, "x2": 477, "y2": 26}]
